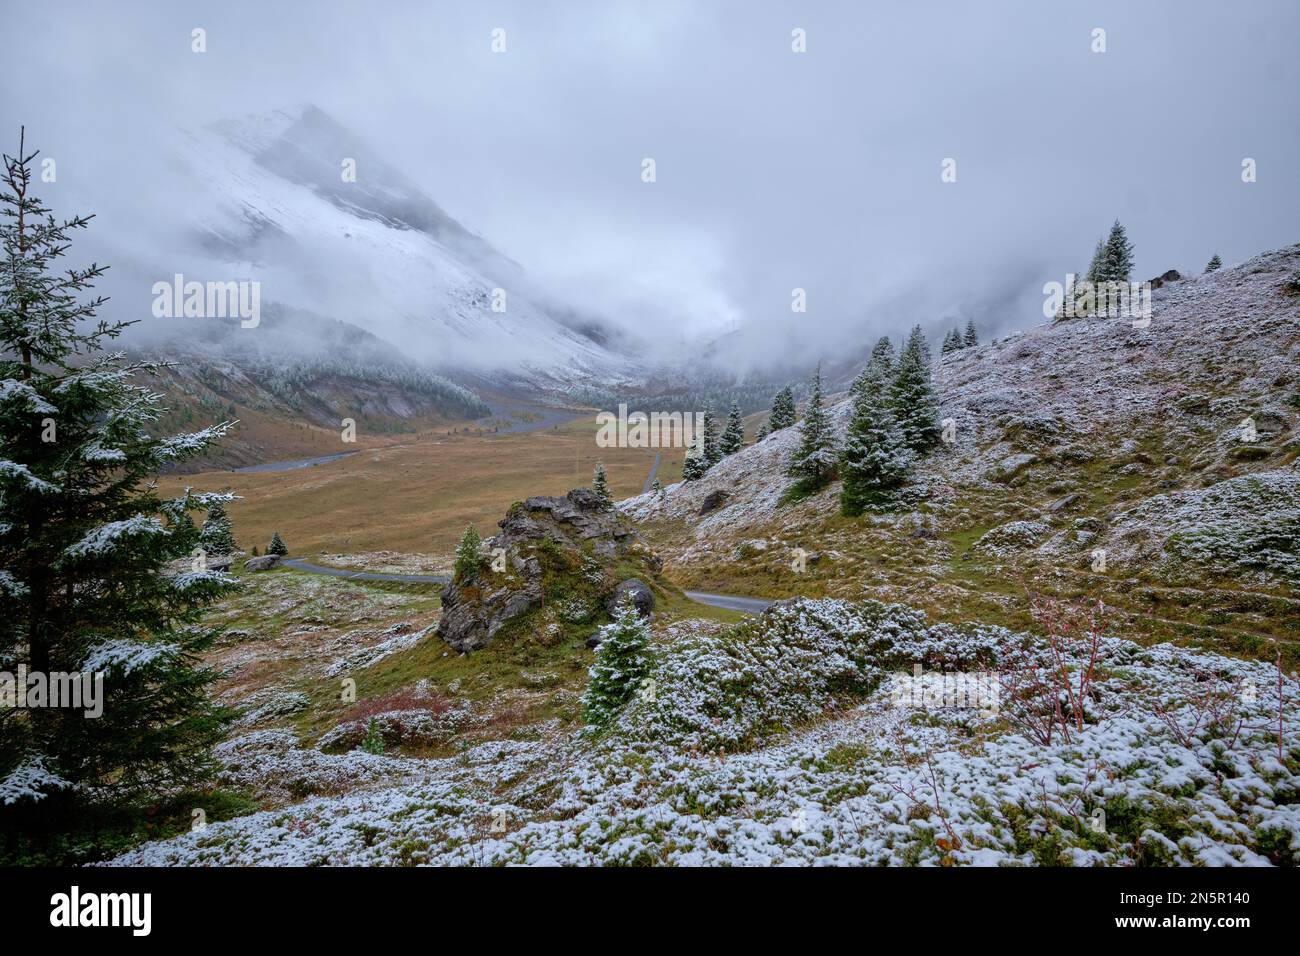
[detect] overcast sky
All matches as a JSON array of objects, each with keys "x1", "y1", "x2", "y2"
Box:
[{"x1": 4, "y1": 0, "x2": 1297, "y2": 368}]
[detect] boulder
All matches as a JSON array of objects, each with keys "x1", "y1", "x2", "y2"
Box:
[
  {"x1": 244, "y1": 554, "x2": 281, "y2": 571},
  {"x1": 1046, "y1": 493, "x2": 1080, "y2": 514},
  {"x1": 699, "y1": 490, "x2": 729, "y2": 515},
  {"x1": 605, "y1": 578, "x2": 655, "y2": 618},
  {"x1": 992, "y1": 453, "x2": 1038, "y2": 483}
]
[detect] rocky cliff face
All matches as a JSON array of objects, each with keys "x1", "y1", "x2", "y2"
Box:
[{"x1": 436, "y1": 489, "x2": 663, "y2": 653}]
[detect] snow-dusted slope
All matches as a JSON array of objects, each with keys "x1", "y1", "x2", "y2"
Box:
[
  {"x1": 163, "y1": 105, "x2": 635, "y2": 389},
  {"x1": 622, "y1": 243, "x2": 1300, "y2": 621}
]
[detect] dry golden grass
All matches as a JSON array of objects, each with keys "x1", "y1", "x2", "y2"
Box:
[{"x1": 160, "y1": 416, "x2": 686, "y2": 558}]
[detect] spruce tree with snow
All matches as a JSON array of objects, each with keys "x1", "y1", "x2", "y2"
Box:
[
  {"x1": 720, "y1": 400, "x2": 744, "y2": 456},
  {"x1": 756, "y1": 421, "x2": 770, "y2": 441},
  {"x1": 1100, "y1": 219, "x2": 1135, "y2": 282},
  {"x1": 1085, "y1": 237, "x2": 1106, "y2": 285},
  {"x1": 267, "y1": 531, "x2": 288, "y2": 556},
  {"x1": 701, "y1": 404, "x2": 722, "y2": 466},
  {"x1": 582, "y1": 600, "x2": 651, "y2": 729},
  {"x1": 592, "y1": 461, "x2": 611, "y2": 502},
  {"x1": 839, "y1": 364, "x2": 913, "y2": 515},
  {"x1": 1205, "y1": 254, "x2": 1222, "y2": 274},
  {"x1": 681, "y1": 431, "x2": 708, "y2": 481},
  {"x1": 852, "y1": 336, "x2": 896, "y2": 397},
  {"x1": 453, "y1": 525, "x2": 483, "y2": 579},
  {"x1": 869, "y1": 335, "x2": 896, "y2": 375},
  {"x1": 889, "y1": 325, "x2": 940, "y2": 452},
  {"x1": 199, "y1": 500, "x2": 237, "y2": 555},
  {"x1": 941, "y1": 329, "x2": 961, "y2": 354},
  {"x1": 651, "y1": 478, "x2": 662, "y2": 495},
  {"x1": 768, "y1": 385, "x2": 796, "y2": 430},
  {"x1": 0, "y1": 131, "x2": 239, "y2": 806},
  {"x1": 963, "y1": 319, "x2": 978, "y2": 348},
  {"x1": 785, "y1": 364, "x2": 836, "y2": 494}
]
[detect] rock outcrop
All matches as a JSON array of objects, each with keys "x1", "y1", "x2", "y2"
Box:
[
  {"x1": 605, "y1": 578, "x2": 655, "y2": 617},
  {"x1": 436, "y1": 489, "x2": 663, "y2": 653}
]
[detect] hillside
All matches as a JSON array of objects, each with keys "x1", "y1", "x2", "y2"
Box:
[
  {"x1": 103, "y1": 585, "x2": 1298, "y2": 866},
  {"x1": 625, "y1": 244, "x2": 1300, "y2": 663},
  {"x1": 59, "y1": 245, "x2": 1298, "y2": 869}
]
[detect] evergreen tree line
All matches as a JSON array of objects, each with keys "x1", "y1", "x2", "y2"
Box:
[
  {"x1": 941, "y1": 320, "x2": 979, "y2": 354},
  {"x1": 726, "y1": 328, "x2": 941, "y2": 514},
  {"x1": 681, "y1": 399, "x2": 745, "y2": 481},
  {"x1": 1056, "y1": 219, "x2": 1136, "y2": 319}
]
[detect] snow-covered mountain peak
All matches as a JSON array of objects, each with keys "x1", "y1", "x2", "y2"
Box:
[{"x1": 159, "y1": 105, "x2": 636, "y2": 389}]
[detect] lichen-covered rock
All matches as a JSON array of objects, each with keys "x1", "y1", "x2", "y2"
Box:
[
  {"x1": 1106, "y1": 467, "x2": 1300, "y2": 582},
  {"x1": 245, "y1": 554, "x2": 281, "y2": 571},
  {"x1": 991, "y1": 453, "x2": 1038, "y2": 483},
  {"x1": 436, "y1": 489, "x2": 663, "y2": 653},
  {"x1": 974, "y1": 520, "x2": 1052, "y2": 556}
]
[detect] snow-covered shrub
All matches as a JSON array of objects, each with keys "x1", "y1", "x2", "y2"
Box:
[
  {"x1": 610, "y1": 599, "x2": 1003, "y2": 753},
  {"x1": 318, "y1": 703, "x2": 480, "y2": 752}
]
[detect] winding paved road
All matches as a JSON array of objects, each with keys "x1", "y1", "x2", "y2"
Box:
[
  {"x1": 233, "y1": 452, "x2": 357, "y2": 474},
  {"x1": 281, "y1": 558, "x2": 774, "y2": 614},
  {"x1": 274, "y1": 427, "x2": 768, "y2": 612},
  {"x1": 282, "y1": 558, "x2": 449, "y2": 584},
  {"x1": 683, "y1": 590, "x2": 775, "y2": 614},
  {"x1": 640, "y1": 451, "x2": 663, "y2": 493}
]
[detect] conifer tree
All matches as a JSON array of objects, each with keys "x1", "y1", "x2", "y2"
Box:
[
  {"x1": 839, "y1": 364, "x2": 913, "y2": 515},
  {"x1": 941, "y1": 329, "x2": 961, "y2": 354},
  {"x1": 200, "y1": 500, "x2": 237, "y2": 555},
  {"x1": 756, "y1": 422, "x2": 770, "y2": 441},
  {"x1": 1100, "y1": 219, "x2": 1135, "y2": 282},
  {"x1": 962, "y1": 319, "x2": 978, "y2": 348},
  {"x1": 1084, "y1": 238, "x2": 1106, "y2": 285},
  {"x1": 267, "y1": 531, "x2": 288, "y2": 556},
  {"x1": 720, "y1": 400, "x2": 744, "y2": 456},
  {"x1": 868, "y1": 335, "x2": 895, "y2": 377},
  {"x1": 651, "y1": 478, "x2": 662, "y2": 495},
  {"x1": 582, "y1": 600, "x2": 652, "y2": 729},
  {"x1": 592, "y1": 462, "x2": 610, "y2": 502},
  {"x1": 768, "y1": 386, "x2": 796, "y2": 430},
  {"x1": 889, "y1": 326, "x2": 940, "y2": 452},
  {"x1": 785, "y1": 364, "x2": 836, "y2": 494},
  {"x1": 701, "y1": 404, "x2": 722, "y2": 466},
  {"x1": 852, "y1": 336, "x2": 896, "y2": 397},
  {"x1": 453, "y1": 525, "x2": 483, "y2": 579},
  {"x1": 0, "y1": 130, "x2": 239, "y2": 804},
  {"x1": 1204, "y1": 254, "x2": 1222, "y2": 274},
  {"x1": 681, "y1": 432, "x2": 708, "y2": 481}
]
